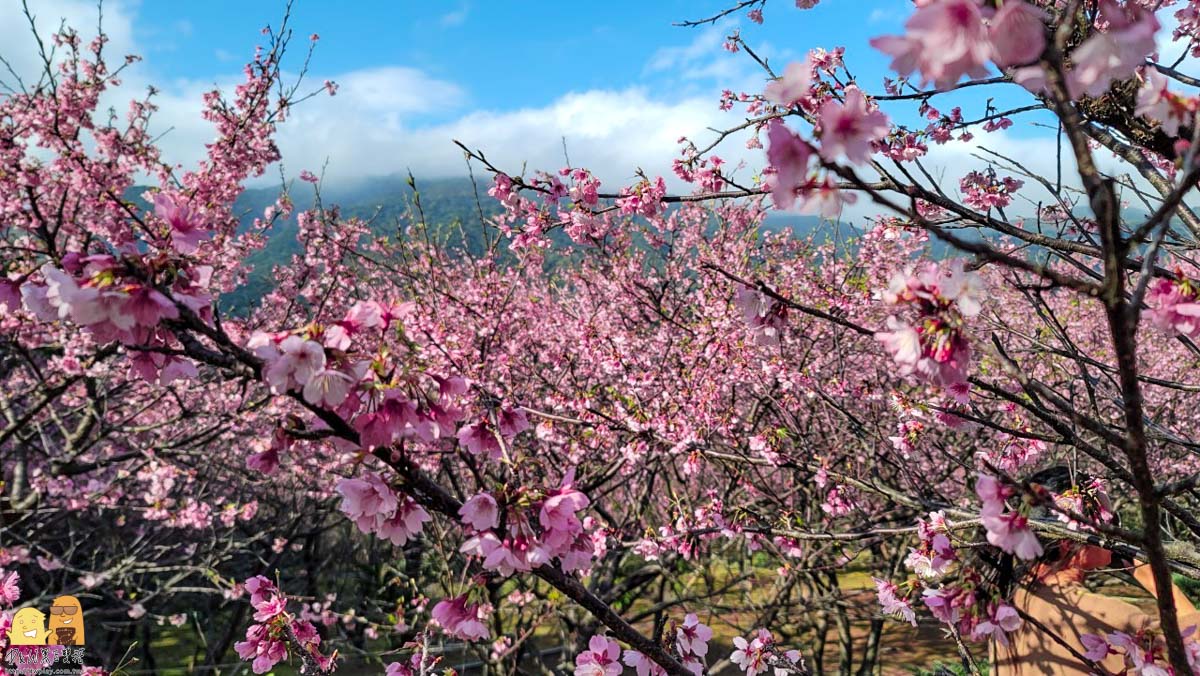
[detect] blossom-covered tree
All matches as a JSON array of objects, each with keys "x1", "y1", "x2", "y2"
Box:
[{"x1": 6, "y1": 1, "x2": 1200, "y2": 675}]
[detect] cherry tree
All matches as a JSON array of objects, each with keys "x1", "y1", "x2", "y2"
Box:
[{"x1": 5, "y1": 1, "x2": 1200, "y2": 675}]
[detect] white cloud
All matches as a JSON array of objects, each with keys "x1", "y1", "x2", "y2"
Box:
[
  {"x1": 0, "y1": 0, "x2": 137, "y2": 91},
  {"x1": 646, "y1": 23, "x2": 731, "y2": 74},
  {"x1": 440, "y1": 5, "x2": 470, "y2": 28},
  {"x1": 832, "y1": 124, "x2": 1188, "y2": 225},
  {"x1": 135, "y1": 65, "x2": 466, "y2": 176},
  {"x1": 643, "y1": 22, "x2": 784, "y2": 91},
  {"x1": 263, "y1": 86, "x2": 754, "y2": 188},
  {"x1": 868, "y1": 8, "x2": 901, "y2": 25}
]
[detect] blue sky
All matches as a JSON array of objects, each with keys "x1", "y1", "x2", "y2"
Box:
[
  {"x1": 5, "y1": 0, "x2": 1188, "y2": 219},
  {"x1": 127, "y1": 0, "x2": 1044, "y2": 128},
  {"x1": 130, "y1": 1, "x2": 902, "y2": 120}
]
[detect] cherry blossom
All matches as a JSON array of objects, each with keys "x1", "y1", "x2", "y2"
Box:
[
  {"x1": 987, "y1": 1, "x2": 1047, "y2": 67},
  {"x1": 1068, "y1": 0, "x2": 1161, "y2": 98},
  {"x1": 764, "y1": 120, "x2": 813, "y2": 211},
  {"x1": 871, "y1": 0, "x2": 992, "y2": 89},
  {"x1": 873, "y1": 577, "x2": 917, "y2": 626},
  {"x1": 574, "y1": 635, "x2": 623, "y2": 676},
  {"x1": 430, "y1": 595, "x2": 492, "y2": 641},
  {"x1": 816, "y1": 87, "x2": 890, "y2": 165},
  {"x1": 763, "y1": 59, "x2": 813, "y2": 108}
]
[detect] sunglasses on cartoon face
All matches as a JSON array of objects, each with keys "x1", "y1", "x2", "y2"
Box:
[{"x1": 50, "y1": 606, "x2": 78, "y2": 616}]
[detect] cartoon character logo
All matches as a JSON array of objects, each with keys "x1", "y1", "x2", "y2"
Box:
[
  {"x1": 47, "y1": 596, "x2": 84, "y2": 646},
  {"x1": 7, "y1": 607, "x2": 47, "y2": 645}
]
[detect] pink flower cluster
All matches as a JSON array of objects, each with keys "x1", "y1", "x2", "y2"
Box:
[
  {"x1": 575, "y1": 635, "x2": 623, "y2": 676},
  {"x1": 618, "y1": 177, "x2": 668, "y2": 220},
  {"x1": 959, "y1": 170, "x2": 1023, "y2": 212},
  {"x1": 234, "y1": 576, "x2": 334, "y2": 674},
  {"x1": 873, "y1": 578, "x2": 916, "y2": 626},
  {"x1": 1137, "y1": 69, "x2": 1199, "y2": 138},
  {"x1": 1145, "y1": 277, "x2": 1200, "y2": 339},
  {"x1": 977, "y1": 473, "x2": 1043, "y2": 560},
  {"x1": 1067, "y1": 0, "x2": 1160, "y2": 99},
  {"x1": 1080, "y1": 627, "x2": 1199, "y2": 675},
  {"x1": 459, "y1": 470, "x2": 596, "y2": 576},
  {"x1": 921, "y1": 584, "x2": 977, "y2": 629},
  {"x1": 871, "y1": 0, "x2": 1047, "y2": 89},
  {"x1": 486, "y1": 171, "x2": 577, "y2": 249},
  {"x1": 606, "y1": 613, "x2": 714, "y2": 676},
  {"x1": 734, "y1": 285, "x2": 788, "y2": 346},
  {"x1": 674, "y1": 613, "x2": 714, "y2": 674},
  {"x1": 153, "y1": 192, "x2": 211, "y2": 254},
  {"x1": 875, "y1": 260, "x2": 984, "y2": 391},
  {"x1": 764, "y1": 59, "x2": 814, "y2": 109},
  {"x1": 762, "y1": 67, "x2": 887, "y2": 209},
  {"x1": 904, "y1": 511, "x2": 956, "y2": 579},
  {"x1": 970, "y1": 603, "x2": 1022, "y2": 646},
  {"x1": 335, "y1": 473, "x2": 431, "y2": 546},
  {"x1": 384, "y1": 645, "x2": 441, "y2": 676},
  {"x1": 730, "y1": 629, "x2": 804, "y2": 676},
  {"x1": 457, "y1": 406, "x2": 529, "y2": 460},
  {"x1": 356, "y1": 374, "x2": 467, "y2": 449},
  {"x1": 21, "y1": 260, "x2": 197, "y2": 357},
  {"x1": 0, "y1": 570, "x2": 19, "y2": 606},
  {"x1": 972, "y1": 409, "x2": 1047, "y2": 472},
  {"x1": 817, "y1": 87, "x2": 890, "y2": 165},
  {"x1": 764, "y1": 120, "x2": 855, "y2": 217},
  {"x1": 430, "y1": 595, "x2": 492, "y2": 641},
  {"x1": 251, "y1": 301, "x2": 431, "y2": 416}
]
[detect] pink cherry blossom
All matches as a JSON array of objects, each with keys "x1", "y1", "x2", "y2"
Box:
[
  {"x1": 676, "y1": 613, "x2": 713, "y2": 657},
  {"x1": 1136, "y1": 69, "x2": 1196, "y2": 137},
  {"x1": 876, "y1": 317, "x2": 923, "y2": 369},
  {"x1": 153, "y1": 191, "x2": 210, "y2": 254},
  {"x1": 987, "y1": 1, "x2": 1047, "y2": 68},
  {"x1": 817, "y1": 87, "x2": 890, "y2": 165},
  {"x1": 335, "y1": 472, "x2": 399, "y2": 532},
  {"x1": 574, "y1": 635, "x2": 622, "y2": 676},
  {"x1": 764, "y1": 119, "x2": 812, "y2": 211},
  {"x1": 540, "y1": 472, "x2": 590, "y2": 543},
  {"x1": 763, "y1": 59, "x2": 812, "y2": 107},
  {"x1": 264, "y1": 336, "x2": 327, "y2": 393},
  {"x1": 1145, "y1": 278, "x2": 1200, "y2": 338},
  {"x1": 302, "y1": 367, "x2": 356, "y2": 408},
  {"x1": 431, "y1": 595, "x2": 492, "y2": 641},
  {"x1": 1068, "y1": 0, "x2": 1160, "y2": 98},
  {"x1": 734, "y1": 285, "x2": 787, "y2": 346},
  {"x1": 975, "y1": 473, "x2": 1012, "y2": 514},
  {"x1": 873, "y1": 577, "x2": 916, "y2": 626},
  {"x1": 125, "y1": 286, "x2": 179, "y2": 326},
  {"x1": 457, "y1": 420, "x2": 502, "y2": 458},
  {"x1": 459, "y1": 492, "x2": 500, "y2": 531},
  {"x1": 497, "y1": 406, "x2": 530, "y2": 437},
  {"x1": 1081, "y1": 633, "x2": 1113, "y2": 661},
  {"x1": 623, "y1": 650, "x2": 667, "y2": 676},
  {"x1": 981, "y1": 509, "x2": 1044, "y2": 560},
  {"x1": 971, "y1": 602, "x2": 1022, "y2": 645},
  {"x1": 871, "y1": 0, "x2": 992, "y2": 89},
  {"x1": 0, "y1": 570, "x2": 18, "y2": 605},
  {"x1": 730, "y1": 633, "x2": 773, "y2": 676},
  {"x1": 374, "y1": 495, "x2": 430, "y2": 546}
]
